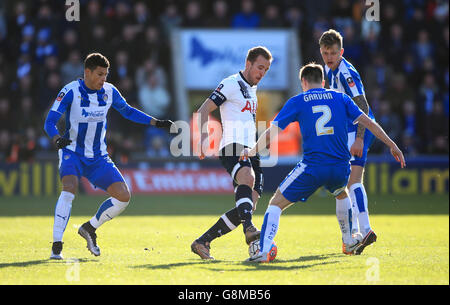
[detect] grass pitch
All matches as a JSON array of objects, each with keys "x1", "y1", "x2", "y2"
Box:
[{"x1": 0, "y1": 193, "x2": 448, "y2": 285}]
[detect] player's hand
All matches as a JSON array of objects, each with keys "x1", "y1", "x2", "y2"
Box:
[
  {"x1": 390, "y1": 145, "x2": 406, "y2": 168},
  {"x1": 350, "y1": 138, "x2": 364, "y2": 157},
  {"x1": 239, "y1": 148, "x2": 254, "y2": 161},
  {"x1": 154, "y1": 119, "x2": 175, "y2": 131},
  {"x1": 199, "y1": 152, "x2": 205, "y2": 160},
  {"x1": 54, "y1": 137, "x2": 72, "y2": 149}
]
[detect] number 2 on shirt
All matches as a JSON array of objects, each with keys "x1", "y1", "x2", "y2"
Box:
[{"x1": 312, "y1": 105, "x2": 334, "y2": 136}]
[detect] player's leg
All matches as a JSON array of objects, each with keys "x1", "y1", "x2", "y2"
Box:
[
  {"x1": 234, "y1": 165, "x2": 259, "y2": 243},
  {"x1": 248, "y1": 162, "x2": 313, "y2": 262},
  {"x1": 50, "y1": 175, "x2": 78, "y2": 259},
  {"x1": 326, "y1": 164, "x2": 363, "y2": 255},
  {"x1": 348, "y1": 165, "x2": 377, "y2": 254},
  {"x1": 335, "y1": 189, "x2": 362, "y2": 254},
  {"x1": 348, "y1": 165, "x2": 371, "y2": 234},
  {"x1": 78, "y1": 157, "x2": 128, "y2": 256},
  {"x1": 50, "y1": 149, "x2": 82, "y2": 260}
]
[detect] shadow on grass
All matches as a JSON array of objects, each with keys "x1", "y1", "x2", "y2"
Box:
[
  {"x1": 0, "y1": 258, "x2": 97, "y2": 269},
  {"x1": 130, "y1": 253, "x2": 341, "y2": 272}
]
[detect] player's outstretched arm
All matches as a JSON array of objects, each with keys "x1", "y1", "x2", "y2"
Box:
[
  {"x1": 240, "y1": 124, "x2": 281, "y2": 161},
  {"x1": 196, "y1": 98, "x2": 218, "y2": 160},
  {"x1": 355, "y1": 113, "x2": 406, "y2": 168}
]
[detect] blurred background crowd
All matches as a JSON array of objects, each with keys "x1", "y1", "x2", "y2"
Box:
[{"x1": 0, "y1": 0, "x2": 448, "y2": 164}]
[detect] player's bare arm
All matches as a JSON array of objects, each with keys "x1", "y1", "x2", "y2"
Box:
[
  {"x1": 355, "y1": 113, "x2": 406, "y2": 168},
  {"x1": 350, "y1": 94, "x2": 370, "y2": 157},
  {"x1": 196, "y1": 98, "x2": 218, "y2": 159},
  {"x1": 240, "y1": 124, "x2": 281, "y2": 161}
]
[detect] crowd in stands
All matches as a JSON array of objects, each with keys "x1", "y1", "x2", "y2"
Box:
[{"x1": 0, "y1": 0, "x2": 448, "y2": 163}]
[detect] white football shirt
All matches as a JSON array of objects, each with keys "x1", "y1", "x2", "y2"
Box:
[{"x1": 209, "y1": 72, "x2": 258, "y2": 150}]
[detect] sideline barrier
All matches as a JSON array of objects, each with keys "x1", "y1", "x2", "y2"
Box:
[{"x1": 0, "y1": 156, "x2": 448, "y2": 196}]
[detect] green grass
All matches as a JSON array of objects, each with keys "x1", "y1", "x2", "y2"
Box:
[{"x1": 0, "y1": 193, "x2": 448, "y2": 285}]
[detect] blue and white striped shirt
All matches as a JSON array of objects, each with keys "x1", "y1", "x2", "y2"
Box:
[
  {"x1": 45, "y1": 79, "x2": 153, "y2": 159},
  {"x1": 325, "y1": 57, "x2": 365, "y2": 98},
  {"x1": 324, "y1": 57, "x2": 374, "y2": 130}
]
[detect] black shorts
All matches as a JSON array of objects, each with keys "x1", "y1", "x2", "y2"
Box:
[{"x1": 218, "y1": 143, "x2": 264, "y2": 196}]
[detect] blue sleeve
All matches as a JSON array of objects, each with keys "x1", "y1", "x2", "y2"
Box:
[
  {"x1": 342, "y1": 93, "x2": 363, "y2": 124},
  {"x1": 50, "y1": 88, "x2": 73, "y2": 114},
  {"x1": 272, "y1": 97, "x2": 299, "y2": 130},
  {"x1": 111, "y1": 87, "x2": 154, "y2": 124},
  {"x1": 44, "y1": 110, "x2": 62, "y2": 138}
]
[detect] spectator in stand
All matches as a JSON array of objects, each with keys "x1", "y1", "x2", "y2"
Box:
[
  {"x1": 364, "y1": 53, "x2": 393, "y2": 94},
  {"x1": 205, "y1": 0, "x2": 231, "y2": 28},
  {"x1": 135, "y1": 57, "x2": 167, "y2": 90},
  {"x1": 0, "y1": 97, "x2": 16, "y2": 133},
  {"x1": 159, "y1": 2, "x2": 183, "y2": 41},
  {"x1": 231, "y1": 0, "x2": 260, "y2": 28},
  {"x1": 374, "y1": 101, "x2": 402, "y2": 154},
  {"x1": 60, "y1": 49, "x2": 84, "y2": 84},
  {"x1": 132, "y1": 1, "x2": 152, "y2": 28},
  {"x1": 0, "y1": 129, "x2": 11, "y2": 162},
  {"x1": 426, "y1": 101, "x2": 449, "y2": 154},
  {"x1": 384, "y1": 73, "x2": 415, "y2": 115},
  {"x1": 15, "y1": 96, "x2": 40, "y2": 133},
  {"x1": 38, "y1": 72, "x2": 61, "y2": 113},
  {"x1": 138, "y1": 73, "x2": 170, "y2": 119},
  {"x1": 59, "y1": 28, "x2": 80, "y2": 62},
  {"x1": 385, "y1": 24, "x2": 405, "y2": 71},
  {"x1": 260, "y1": 3, "x2": 284, "y2": 28},
  {"x1": 413, "y1": 29, "x2": 435, "y2": 67},
  {"x1": 109, "y1": 49, "x2": 132, "y2": 83},
  {"x1": 182, "y1": 1, "x2": 204, "y2": 27}
]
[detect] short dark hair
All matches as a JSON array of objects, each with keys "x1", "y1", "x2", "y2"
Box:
[
  {"x1": 299, "y1": 62, "x2": 324, "y2": 84},
  {"x1": 84, "y1": 53, "x2": 110, "y2": 70},
  {"x1": 319, "y1": 29, "x2": 343, "y2": 49},
  {"x1": 246, "y1": 46, "x2": 272, "y2": 63}
]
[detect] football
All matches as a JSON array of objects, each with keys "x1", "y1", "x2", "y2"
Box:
[
  {"x1": 248, "y1": 239, "x2": 278, "y2": 262},
  {"x1": 248, "y1": 239, "x2": 260, "y2": 257}
]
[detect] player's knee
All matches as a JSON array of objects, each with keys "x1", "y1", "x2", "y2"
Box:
[
  {"x1": 62, "y1": 181, "x2": 78, "y2": 194},
  {"x1": 235, "y1": 167, "x2": 255, "y2": 187},
  {"x1": 115, "y1": 190, "x2": 131, "y2": 203}
]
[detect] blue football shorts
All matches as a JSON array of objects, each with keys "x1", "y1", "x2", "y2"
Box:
[
  {"x1": 58, "y1": 148, "x2": 125, "y2": 191},
  {"x1": 347, "y1": 127, "x2": 375, "y2": 167},
  {"x1": 279, "y1": 162, "x2": 351, "y2": 203}
]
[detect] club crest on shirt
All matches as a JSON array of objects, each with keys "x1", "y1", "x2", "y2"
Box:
[
  {"x1": 346, "y1": 76, "x2": 355, "y2": 87},
  {"x1": 102, "y1": 93, "x2": 108, "y2": 102},
  {"x1": 56, "y1": 91, "x2": 65, "y2": 101}
]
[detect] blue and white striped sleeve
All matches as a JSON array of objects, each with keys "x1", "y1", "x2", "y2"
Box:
[
  {"x1": 44, "y1": 87, "x2": 74, "y2": 138},
  {"x1": 339, "y1": 66, "x2": 365, "y2": 98},
  {"x1": 50, "y1": 87, "x2": 73, "y2": 114}
]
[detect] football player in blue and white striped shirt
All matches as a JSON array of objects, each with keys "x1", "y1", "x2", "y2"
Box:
[
  {"x1": 319, "y1": 29, "x2": 377, "y2": 253},
  {"x1": 44, "y1": 53, "x2": 174, "y2": 259}
]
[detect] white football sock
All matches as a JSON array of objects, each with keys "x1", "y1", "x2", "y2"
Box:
[
  {"x1": 349, "y1": 183, "x2": 371, "y2": 236},
  {"x1": 336, "y1": 197, "x2": 353, "y2": 245},
  {"x1": 260, "y1": 205, "x2": 282, "y2": 253},
  {"x1": 89, "y1": 197, "x2": 129, "y2": 229},
  {"x1": 53, "y1": 191, "x2": 75, "y2": 242}
]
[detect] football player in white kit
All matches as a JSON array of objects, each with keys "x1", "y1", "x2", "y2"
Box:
[
  {"x1": 44, "y1": 53, "x2": 174, "y2": 259},
  {"x1": 319, "y1": 29, "x2": 377, "y2": 254},
  {"x1": 191, "y1": 46, "x2": 272, "y2": 259}
]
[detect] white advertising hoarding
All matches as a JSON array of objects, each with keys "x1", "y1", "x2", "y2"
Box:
[{"x1": 179, "y1": 29, "x2": 290, "y2": 90}]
